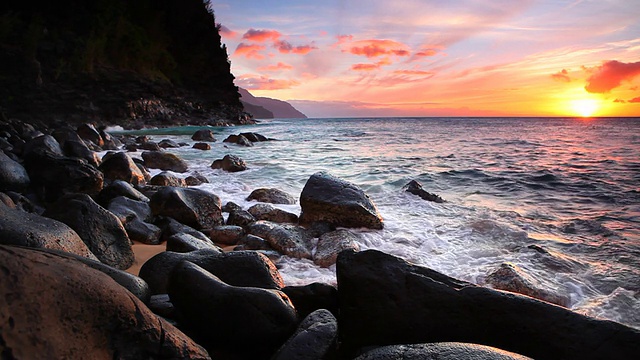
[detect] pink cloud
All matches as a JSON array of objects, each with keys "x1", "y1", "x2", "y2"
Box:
[
  {"x1": 415, "y1": 49, "x2": 439, "y2": 57},
  {"x1": 629, "y1": 97, "x2": 640, "y2": 103},
  {"x1": 233, "y1": 43, "x2": 266, "y2": 59},
  {"x1": 274, "y1": 40, "x2": 317, "y2": 54},
  {"x1": 352, "y1": 63, "x2": 381, "y2": 71},
  {"x1": 257, "y1": 62, "x2": 294, "y2": 72},
  {"x1": 218, "y1": 24, "x2": 237, "y2": 39},
  {"x1": 348, "y1": 39, "x2": 410, "y2": 58},
  {"x1": 585, "y1": 60, "x2": 640, "y2": 93},
  {"x1": 551, "y1": 69, "x2": 571, "y2": 82},
  {"x1": 393, "y1": 70, "x2": 434, "y2": 76},
  {"x1": 242, "y1": 29, "x2": 282, "y2": 42},
  {"x1": 236, "y1": 75, "x2": 300, "y2": 90}
]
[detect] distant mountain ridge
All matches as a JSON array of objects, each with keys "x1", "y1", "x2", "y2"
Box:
[{"x1": 239, "y1": 88, "x2": 307, "y2": 119}]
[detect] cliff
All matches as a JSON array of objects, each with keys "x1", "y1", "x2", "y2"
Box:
[
  {"x1": 239, "y1": 88, "x2": 307, "y2": 119},
  {"x1": 0, "y1": 0, "x2": 251, "y2": 128}
]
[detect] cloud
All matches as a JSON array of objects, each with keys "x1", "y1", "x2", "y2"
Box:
[
  {"x1": 415, "y1": 48, "x2": 439, "y2": 57},
  {"x1": 233, "y1": 43, "x2": 266, "y2": 59},
  {"x1": 257, "y1": 62, "x2": 294, "y2": 72},
  {"x1": 218, "y1": 24, "x2": 237, "y2": 39},
  {"x1": 585, "y1": 60, "x2": 640, "y2": 93},
  {"x1": 352, "y1": 63, "x2": 381, "y2": 71},
  {"x1": 236, "y1": 75, "x2": 300, "y2": 90},
  {"x1": 629, "y1": 97, "x2": 640, "y2": 103},
  {"x1": 393, "y1": 70, "x2": 434, "y2": 76},
  {"x1": 242, "y1": 29, "x2": 282, "y2": 42},
  {"x1": 613, "y1": 99, "x2": 626, "y2": 103},
  {"x1": 274, "y1": 40, "x2": 317, "y2": 54},
  {"x1": 348, "y1": 39, "x2": 410, "y2": 58},
  {"x1": 551, "y1": 69, "x2": 571, "y2": 82}
]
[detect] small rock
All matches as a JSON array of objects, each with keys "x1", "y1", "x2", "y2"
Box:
[
  {"x1": 76, "y1": 123, "x2": 104, "y2": 147},
  {"x1": 142, "y1": 151, "x2": 188, "y2": 173},
  {"x1": 166, "y1": 232, "x2": 219, "y2": 253},
  {"x1": 248, "y1": 203, "x2": 299, "y2": 223},
  {"x1": 247, "y1": 187, "x2": 297, "y2": 204},
  {"x1": 185, "y1": 173, "x2": 209, "y2": 186},
  {"x1": 192, "y1": 142, "x2": 211, "y2": 150},
  {"x1": 486, "y1": 263, "x2": 570, "y2": 307},
  {"x1": 158, "y1": 139, "x2": 180, "y2": 148},
  {"x1": 99, "y1": 152, "x2": 146, "y2": 185},
  {"x1": 354, "y1": 343, "x2": 532, "y2": 360},
  {"x1": 191, "y1": 129, "x2": 216, "y2": 142},
  {"x1": 222, "y1": 201, "x2": 243, "y2": 213},
  {"x1": 235, "y1": 234, "x2": 273, "y2": 251},
  {"x1": 149, "y1": 171, "x2": 186, "y2": 187},
  {"x1": 227, "y1": 209, "x2": 256, "y2": 228},
  {"x1": 223, "y1": 134, "x2": 253, "y2": 147},
  {"x1": 97, "y1": 180, "x2": 149, "y2": 206},
  {"x1": 209, "y1": 225, "x2": 245, "y2": 245},
  {"x1": 240, "y1": 132, "x2": 269, "y2": 142},
  {"x1": 248, "y1": 220, "x2": 313, "y2": 259},
  {"x1": 403, "y1": 179, "x2": 445, "y2": 203},
  {"x1": 314, "y1": 229, "x2": 361, "y2": 267},
  {"x1": 211, "y1": 154, "x2": 246, "y2": 172}
]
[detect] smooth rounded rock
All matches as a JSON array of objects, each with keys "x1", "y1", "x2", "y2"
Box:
[
  {"x1": 142, "y1": 151, "x2": 188, "y2": 173},
  {"x1": 354, "y1": 343, "x2": 531, "y2": 360},
  {"x1": 149, "y1": 171, "x2": 186, "y2": 187},
  {"x1": 247, "y1": 187, "x2": 296, "y2": 204},
  {"x1": 208, "y1": 225, "x2": 245, "y2": 245},
  {"x1": 99, "y1": 152, "x2": 146, "y2": 185},
  {"x1": 272, "y1": 309, "x2": 338, "y2": 360},
  {"x1": 211, "y1": 154, "x2": 246, "y2": 172},
  {"x1": 314, "y1": 229, "x2": 361, "y2": 267},
  {"x1": 166, "y1": 232, "x2": 219, "y2": 253},
  {"x1": 0, "y1": 150, "x2": 30, "y2": 192},
  {"x1": 150, "y1": 187, "x2": 223, "y2": 230},
  {"x1": 248, "y1": 203, "x2": 299, "y2": 223},
  {"x1": 191, "y1": 129, "x2": 216, "y2": 142},
  {"x1": 248, "y1": 220, "x2": 313, "y2": 259}
]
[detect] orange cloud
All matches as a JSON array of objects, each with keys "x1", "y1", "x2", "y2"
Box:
[
  {"x1": 415, "y1": 48, "x2": 439, "y2": 57},
  {"x1": 393, "y1": 70, "x2": 434, "y2": 76},
  {"x1": 629, "y1": 97, "x2": 640, "y2": 103},
  {"x1": 275, "y1": 40, "x2": 317, "y2": 54},
  {"x1": 236, "y1": 75, "x2": 300, "y2": 90},
  {"x1": 242, "y1": 29, "x2": 282, "y2": 42},
  {"x1": 614, "y1": 99, "x2": 626, "y2": 103},
  {"x1": 258, "y1": 62, "x2": 294, "y2": 72},
  {"x1": 551, "y1": 69, "x2": 571, "y2": 82},
  {"x1": 233, "y1": 43, "x2": 266, "y2": 59},
  {"x1": 352, "y1": 63, "x2": 381, "y2": 71},
  {"x1": 218, "y1": 24, "x2": 237, "y2": 39},
  {"x1": 348, "y1": 39, "x2": 410, "y2": 58},
  {"x1": 585, "y1": 60, "x2": 640, "y2": 93}
]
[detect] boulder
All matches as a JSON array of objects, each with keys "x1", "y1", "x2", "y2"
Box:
[
  {"x1": 99, "y1": 129, "x2": 121, "y2": 150},
  {"x1": 282, "y1": 283, "x2": 339, "y2": 319},
  {"x1": 63, "y1": 139, "x2": 101, "y2": 167},
  {"x1": 139, "y1": 249, "x2": 284, "y2": 294},
  {"x1": 272, "y1": 309, "x2": 338, "y2": 360},
  {"x1": 97, "y1": 179, "x2": 149, "y2": 206},
  {"x1": 185, "y1": 173, "x2": 209, "y2": 186},
  {"x1": 156, "y1": 217, "x2": 212, "y2": 244},
  {"x1": 222, "y1": 201, "x2": 243, "y2": 213},
  {"x1": 300, "y1": 171, "x2": 383, "y2": 229},
  {"x1": 247, "y1": 187, "x2": 297, "y2": 204},
  {"x1": 0, "y1": 245, "x2": 210, "y2": 359},
  {"x1": 76, "y1": 123, "x2": 104, "y2": 147},
  {"x1": 149, "y1": 171, "x2": 186, "y2": 187},
  {"x1": 22, "y1": 134, "x2": 64, "y2": 158},
  {"x1": 403, "y1": 179, "x2": 445, "y2": 203},
  {"x1": 191, "y1": 129, "x2": 216, "y2": 142},
  {"x1": 139, "y1": 141, "x2": 162, "y2": 151},
  {"x1": 226, "y1": 208, "x2": 256, "y2": 228},
  {"x1": 208, "y1": 225, "x2": 245, "y2": 245},
  {"x1": 3, "y1": 191, "x2": 39, "y2": 213},
  {"x1": 99, "y1": 152, "x2": 146, "y2": 185},
  {"x1": 108, "y1": 196, "x2": 161, "y2": 245},
  {"x1": 142, "y1": 151, "x2": 188, "y2": 173},
  {"x1": 150, "y1": 187, "x2": 223, "y2": 230},
  {"x1": 239, "y1": 132, "x2": 269, "y2": 142},
  {"x1": 158, "y1": 139, "x2": 181, "y2": 149},
  {"x1": 0, "y1": 192, "x2": 15, "y2": 207},
  {"x1": 51, "y1": 126, "x2": 85, "y2": 147},
  {"x1": 168, "y1": 261, "x2": 297, "y2": 358},
  {"x1": 0, "y1": 150, "x2": 30, "y2": 192},
  {"x1": 336, "y1": 249, "x2": 640, "y2": 359},
  {"x1": 44, "y1": 194, "x2": 134, "y2": 269},
  {"x1": 248, "y1": 203, "x2": 299, "y2": 223},
  {"x1": 354, "y1": 343, "x2": 531, "y2": 360},
  {"x1": 192, "y1": 142, "x2": 211, "y2": 150},
  {"x1": 235, "y1": 234, "x2": 273, "y2": 251},
  {"x1": 485, "y1": 262, "x2": 570, "y2": 307},
  {"x1": 248, "y1": 220, "x2": 313, "y2": 259},
  {"x1": 314, "y1": 229, "x2": 361, "y2": 267},
  {"x1": 0, "y1": 204, "x2": 97, "y2": 260},
  {"x1": 166, "y1": 233, "x2": 219, "y2": 253},
  {"x1": 210, "y1": 154, "x2": 246, "y2": 172},
  {"x1": 223, "y1": 134, "x2": 253, "y2": 147}
]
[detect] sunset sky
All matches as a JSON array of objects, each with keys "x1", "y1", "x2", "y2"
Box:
[{"x1": 212, "y1": 0, "x2": 640, "y2": 118}]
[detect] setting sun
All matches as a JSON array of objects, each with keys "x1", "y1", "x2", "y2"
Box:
[{"x1": 570, "y1": 99, "x2": 600, "y2": 117}]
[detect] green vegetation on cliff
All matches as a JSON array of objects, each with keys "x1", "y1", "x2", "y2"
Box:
[{"x1": 0, "y1": 0, "x2": 249, "y2": 127}]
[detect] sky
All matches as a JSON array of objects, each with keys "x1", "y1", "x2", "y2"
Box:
[{"x1": 211, "y1": 0, "x2": 640, "y2": 118}]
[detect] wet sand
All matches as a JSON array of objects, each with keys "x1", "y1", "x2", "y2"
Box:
[{"x1": 126, "y1": 242, "x2": 165, "y2": 276}]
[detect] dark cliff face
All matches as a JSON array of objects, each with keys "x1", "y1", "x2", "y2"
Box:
[{"x1": 0, "y1": 0, "x2": 250, "y2": 128}]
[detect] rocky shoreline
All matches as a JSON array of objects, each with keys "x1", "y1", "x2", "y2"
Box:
[{"x1": 1, "y1": 117, "x2": 640, "y2": 359}]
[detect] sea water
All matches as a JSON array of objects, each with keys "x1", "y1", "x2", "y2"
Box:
[{"x1": 111, "y1": 117, "x2": 640, "y2": 329}]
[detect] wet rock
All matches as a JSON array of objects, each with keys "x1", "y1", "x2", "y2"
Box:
[
  {"x1": 44, "y1": 193, "x2": 134, "y2": 269},
  {"x1": 191, "y1": 129, "x2": 216, "y2": 142},
  {"x1": 211, "y1": 154, "x2": 246, "y2": 172},
  {"x1": 240, "y1": 132, "x2": 270, "y2": 142},
  {"x1": 148, "y1": 294, "x2": 177, "y2": 320},
  {"x1": 108, "y1": 196, "x2": 161, "y2": 245},
  {"x1": 248, "y1": 220, "x2": 313, "y2": 259},
  {"x1": 0, "y1": 192, "x2": 15, "y2": 207},
  {"x1": 185, "y1": 173, "x2": 209, "y2": 186},
  {"x1": 208, "y1": 225, "x2": 245, "y2": 245},
  {"x1": 355, "y1": 343, "x2": 531, "y2": 360},
  {"x1": 235, "y1": 234, "x2": 274, "y2": 251},
  {"x1": 168, "y1": 261, "x2": 297, "y2": 358},
  {"x1": 486, "y1": 263, "x2": 570, "y2": 307},
  {"x1": 0, "y1": 204, "x2": 97, "y2": 259},
  {"x1": 248, "y1": 203, "x2": 299, "y2": 223},
  {"x1": 314, "y1": 229, "x2": 361, "y2": 267},
  {"x1": 99, "y1": 152, "x2": 146, "y2": 185},
  {"x1": 192, "y1": 142, "x2": 211, "y2": 150},
  {"x1": 63, "y1": 140, "x2": 100, "y2": 167},
  {"x1": 336, "y1": 249, "x2": 640, "y2": 359},
  {"x1": 403, "y1": 179, "x2": 445, "y2": 203},
  {"x1": 142, "y1": 151, "x2": 188, "y2": 173},
  {"x1": 0, "y1": 150, "x2": 30, "y2": 192},
  {"x1": 97, "y1": 180, "x2": 149, "y2": 206},
  {"x1": 156, "y1": 217, "x2": 212, "y2": 244},
  {"x1": 166, "y1": 232, "x2": 219, "y2": 253},
  {"x1": 0, "y1": 245, "x2": 210, "y2": 359},
  {"x1": 226, "y1": 209, "x2": 256, "y2": 228},
  {"x1": 247, "y1": 187, "x2": 297, "y2": 204},
  {"x1": 272, "y1": 309, "x2": 338, "y2": 360},
  {"x1": 99, "y1": 128, "x2": 121, "y2": 150},
  {"x1": 76, "y1": 123, "x2": 104, "y2": 147},
  {"x1": 139, "y1": 141, "x2": 162, "y2": 151},
  {"x1": 150, "y1": 187, "x2": 223, "y2": 230},
  {"x1": 4, "y1": 191, "x2": 39, "y2": 213},
  {"x1": 158, "y1": 139, "x2": 181, "y2": 148},
  {"x1": 139, "y1": 249, "x2": 284, "y2": 294},
  {"x1": 23, "y1": 134, "x2": 64, "y2": 158},
  {"x1": 300, "y1": 171, "x2": 383, "y2": 229},
  {"x1": 222, "y1": 201, "x2": 243, "y2": 213},
  {"x1": 223, "y1": 134, "x2": 253, "y2": 147},
  {"x1": 149, "y1": 171, "x2": 186, "y2": 187},
  {"x1": 282, "y1": 283, "x2": 339, "y2": 319}
]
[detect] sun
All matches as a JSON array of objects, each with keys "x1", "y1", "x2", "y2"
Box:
[{"x1": 570, "y1": 98, "x2": 600, "y2": 117}]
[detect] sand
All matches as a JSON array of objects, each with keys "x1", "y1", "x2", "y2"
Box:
[{"x1": 126, "y1": 242, "x2": 166, "y2": 276}]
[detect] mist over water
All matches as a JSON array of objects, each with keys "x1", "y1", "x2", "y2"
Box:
[{"x1": 115, "y1": 117, "x2": 640, "y2": 329}]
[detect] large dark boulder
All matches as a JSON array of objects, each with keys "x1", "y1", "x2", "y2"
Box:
[
  {"x1": 0, "y1": 245, "x2": 209, "y2": 359},
  {"x1": 300, "y1": 172, "x2": 383, "y2": 229},
  {"x1": 0, "y1": 150, "x2": 30, "y2": 192},
  {"x1": 99, "y1": 152, "x2": 146, "y2": 185},
  {"x1": 63, "y1": 140, "x2": 101, "y2": 167},
  {"x1": 108, "y1": 196, "x2": 161, "y2": 245},
  {"x1": 248, "y1": 220, "x2": 313, "y2": 259},
  {"x1": 222, "y1": 134, "x2": 253, "y2": 147},
  {"x1": 142, "y1": 151, "x2": 188, "y2": 173},
  {"x1": 168, "y1": 261, "x2": 297, "y2": 358},
  {"x1": 272, "y1": 309, "x2": 338, "y2": 360},
  {"x1": 149, "y1": 171, "x2": 186, "y2": 187},
  {"x1": 211, "y1": 154, "x2": 246, "y2": 172},
  {"x1": 97, "y1": 179, "x2": 149, "y2": 206},
  {"x1": 150, "y1": 187, "x2": 223, "y2": 230},
  {"x1": 191, "y1": 129, "x2": 216, "y2": 142},
  {"x1": 403, "y1": 179, "x2": 445, "y2": 203},
  {"x1": 239, "y1": 132, "x2": 269, "y2": 142},
  {"x1": 314, "y1": 229, "x2": 360, "y2": 267},
  {"x1": 76, "y1": 123, "x2": 104, "y2": 147},
  {"x1": 166, "y1": 232, "x2": 219, "y2": 253},
  {"x1": 0, "y1": 203, "x2": 97, "y2": 259},
  {"x1": 208, "y1": 225, "x2": 245, "y2": 245},
  {"x1": 247, "y1": 187, "x2": 296, "y2": 204},
  {"x1": 22, "y1": 134, "x2": 64, "y2": 158},
  {"x1": 156, "y1": 217, "x2": 212, "y2": 244},
  {"x1": 44, "y1": 194, "x2": 134, "y2": 269},
  {"x1": 282, "y1": 282, "x2": 339, "y2": 320},
  {"x1": 354, "y1": 343, "x2": 531, "y2": 360},
  {"x1": 248, "y1": 203, "x2": 299, "y2": 223},
  {"x1": 139, "y1": 249, "x2": 283, "y2": 294},
  {"x1": 226, "y1": 208, "x2": 256, "y2": 228},
  {"x1": 336, "y1": 249, "x2": 640, "y2": 359},
  {"x1": 158, "y1": 139, "x2": 181, "y2": 149}
]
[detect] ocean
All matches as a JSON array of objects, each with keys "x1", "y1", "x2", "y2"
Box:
[{"x1": 111, "y1": 117, "x2": 640, "y2": 329}]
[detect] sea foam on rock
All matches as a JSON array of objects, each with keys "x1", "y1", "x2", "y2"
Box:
[{"x1": 299, "y1": 171, "x2": 383, "y2": 229}]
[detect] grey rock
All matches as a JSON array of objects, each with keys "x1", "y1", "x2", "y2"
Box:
[
  {"x1": 236, "y1": 234, "x2": 273, "y2": 251},
  {"x1": 192, "y1": 142, "x2": 211, "y2": 150},
  {"x1": 314, "y1": 229, "x2": 360, "y2": 267},
  {"x1": 208, "y1": 225, "x2": 245, "y2": 245},
  {"x1": 166, "y1": 232, "x2": 219, "y2": 253},
  {"x1": 142, "y1": 151, "x2": 188, "y2": 173},
  {"x1": 150, "y1": 187, "x2": 223, "y2": 230},
  {"x1": 185, "y1": 173, "x2": 209, "y2": 186},
  {"x1": 226, "y1": 208, "x2": 256, "y2": 228},
  {"x1": 158, "y1": 139, "x2": 181, "y2": 148},
  {"x1": 97, "y1": 180, "x2": 149, "y2": 206},
  {"x1": 0, "y1": 150, "x2": 30, "y2": 192},
  {"x1": 272, "y1": 309, "x2": 338, "y2": 360},
  {"x1": 248, "y1": 203, "x2": 299, "y2": 223},
  {"x1": 248, "y1": 220, "x2": 313, "y2": 259},
  {"x1": 211, "y1": 154, "x2": 246, "y2": 172},
  {"x1": 355, "y1": 343, "x2": 531, "y2": 360},
  {"x1": 403, "y1": 179, "x2": 445, "y2": 203},
  {"x1": 247, "y1": 187, "x2": 296, "y2": 204}
]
